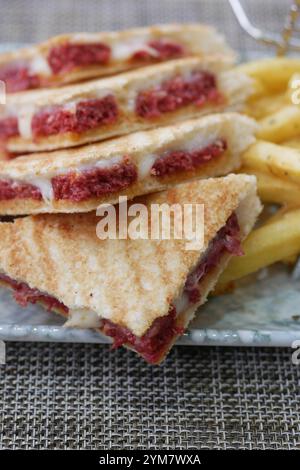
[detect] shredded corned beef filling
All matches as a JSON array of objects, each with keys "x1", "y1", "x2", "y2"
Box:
[
  {"x1": 151, "y1": 138, "x2": 227, "y2": 177},
  {"x1": 47, "y1": 43, "x2": 111, "y2": 74},
  {"x1": 131, "y1": 39, "x2": 186, "y2": 61},
  {"x1": 135, "y1": 71, "x2": 222, "y2": 119},
  {"x1": 52, "y1": 159, "x2": 138, "y2": 202},
  {"x1": 0, "y1": 140, "x2": 226, "y2": 202},
  {"x1": 0, "y1": 213, "x2": 242, "y2": 363},
  {"x1": 0, "y1": 159, "x2": 137, "y2": 203},
  {"x1": 31, "y1": 95, "x2": 118, "y2": 138},
  {"x1": 184, "y1": 213, "x2": 243, "y2": 303},
  {"x1": 101, "y1": 305, "x2": 184, "y2": 364},
  {"x1": 0, "y1": 116, "x2": 19, "y2": 140},
  {"x1": 0, "y1": 64, "x2": 40, "y2": 93},
  {"x1": 0, "y1": 274, "x2": 68, "y2": 313},
  {"x1": 0, "y1": 179, "x2": 42, "y2": 200}
]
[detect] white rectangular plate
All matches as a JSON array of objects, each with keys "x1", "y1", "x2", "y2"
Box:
[{"x1": 1, "y1": 265, "x2": 300, "y2": 347}]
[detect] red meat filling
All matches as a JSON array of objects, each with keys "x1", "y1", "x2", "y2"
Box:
[
  {"x1": 0, "y1": 64, "x2": 40, "y2": 93},
  {"x1": 0, "y1": 274, "x2": 68, "y2": 313},
  {"x1": 0, "y1": 116, "x2": 19, "y2": 140},
  {"x1": 0, "y1": 179, "x2": 42, "y2": 200},
  {"x1": 31, "y1": 95, "x2": 118, "y2": 138},
  {"x1": 131, "y1": 39, "x2": 186, "y2": 62},
  {"x1": 101, "y1": 305, "x2": 184, "y2": 364},
  {"x1": 136, "y1": 71, "x2": 222, "y2": 119},
  {"x1": 0, "y1": 159, "x2": 137, "y2": 203},
  {"x1": 47, "y1": 42, "x2": 111, "y2": 75},
  {"x1": 0, "y1": 213, "x2": 242, "y2": 363},
  {"x1": 184, "y1": 212, "x2": 243, "y2": 303},
  {"x1": 52, "y1": 159, "x2": 138, "y2": 202},
  {"x1": 151, "y1": 138, "x2": 227, "y2": 178}
]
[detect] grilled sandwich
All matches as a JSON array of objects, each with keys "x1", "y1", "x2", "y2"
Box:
[
  {"x1": 0, "y1": 113, "x2": 257, "y2": 215},
  {"x1": 0, "y1": 174, "x2": 261, "y2": 363},
  {"x1": 0, "y1": 24, "x2": 234, "y2": 93},
  {"x1": 0, "y1": 57, "x2": 252, "y2": 153}
]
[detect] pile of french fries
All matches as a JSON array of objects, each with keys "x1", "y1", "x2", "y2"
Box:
[{"x1": 216, "y1": 58, "x2": 300, "y2": 292}]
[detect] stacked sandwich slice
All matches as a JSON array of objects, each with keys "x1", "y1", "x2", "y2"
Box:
[{"x1": 0, "y1": 24, "x2": 261, "y2": 363}]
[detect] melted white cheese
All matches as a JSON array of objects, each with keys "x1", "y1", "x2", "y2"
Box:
[
  {"x1": 29, "y1": 177, "x2": 54, "y2": 201},
  {"x1": 137, "y1": 153, "x2": 157, "y2": 179},
  {"x1": 112, "y1": 37, "x2": 153, "y2": 61},
  {"x1": 17, "y1": 105, "x2": 35, "y2": 140},
  {"x1": 30, "y1": 54, "x2": 52, "y2": 76}
]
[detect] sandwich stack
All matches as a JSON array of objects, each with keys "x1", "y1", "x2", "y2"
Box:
[{"x1": 0, "y1": 24, "x2": 261, "y2": 363}]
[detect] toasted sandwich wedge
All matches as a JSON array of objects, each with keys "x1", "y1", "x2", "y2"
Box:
[
  {"x1": 0, "y1": 113, "x2": 257, "y2": 215},
  {"x1": 0, "y1": 175, "x2": 261, "y2": 363},
  {"x1": 0, "y1": 57, "x2": 252, "y2": 153},
  {"x1": 0, "y1": 24, "x2": 234, "y2": 93}
]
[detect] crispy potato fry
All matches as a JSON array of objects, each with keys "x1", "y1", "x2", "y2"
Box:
[
  {"x1": 216, "y1": 208, "x2": 300, "y2": 287},
  {"x1": 282, "y1": 137, "x2": 300, "y2": 149},
  {"x1": 240, "y1": 168, "x2": 300, "y2": 205},
  {"x1": 263, "y1": 206, "x2": 296, "y2": 225},
  {"x1": 236, "y1": 58, "x2": 300, "y2": 93},
  {"x1": 257, "y1": 105, "x2": 300, "y2": 143},
  {"x1": 245, "y1": 93, "x2": 288, "y2": 120},
  {"x1": 242, "y1": 140, "x2": 300, "y2": 184},
  {"x1": 282, "y1": 254, "x2": 298, "y2": 265},
  {"x1": 246, "y1": 78, "x2": 270, "y2": 102}
]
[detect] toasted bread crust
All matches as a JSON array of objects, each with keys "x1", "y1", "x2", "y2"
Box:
[{"x1": 0, "y1": 174, "x2": 261, "y2": 337}]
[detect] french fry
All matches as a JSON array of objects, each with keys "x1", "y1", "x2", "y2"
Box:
[
  {"x1": 242, "y1": 140, "x2": 300, "y2": 184},
  {"x1": 245, "y1": 92, "x2": 288, "y2": 120},
  {"x1": 282, "y1": 254, "x2": 298, "y2": 265},
  {"x1": 246, "y1": 78, "x2": 270, "y2": 102},
  {"x1": 263, "y1": 206, "x2": 296, "y2": 225},
  {"x1": 257, "y1": 105, "x2": 300, "y2": 143},
  {"x1": 216, "y1": 208, "x2": 300, "y2": 288},
  {"x1": 282, "y1": 137, "x2": 300, "y2": 149},
  {"x1": 236, "y1": 58, "x2": 300, "y2": 93},
  {"x1": 240, "y1": 168, "x2": 300, "y2": 205}
]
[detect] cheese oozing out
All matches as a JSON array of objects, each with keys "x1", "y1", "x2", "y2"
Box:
[{"x1": 0, "y1": 132, "x2": 223, "y2": 203}]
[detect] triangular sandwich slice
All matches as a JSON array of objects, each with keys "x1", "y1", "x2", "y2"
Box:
[{"x1": 0, "y1": 174, "x2": 261, "y2": 363}]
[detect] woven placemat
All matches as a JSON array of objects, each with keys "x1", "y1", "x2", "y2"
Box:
[
  {"x1": 0, "y1": 0, "x2": 299, "y2": 450},
  {"x1": 0, "y1": 0, "x2": 289, "y2": 55},
  {"x1": 0, "y1": 343, "x2": 299, "y2": 450}
]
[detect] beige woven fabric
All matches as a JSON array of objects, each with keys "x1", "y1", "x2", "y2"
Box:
[
  {"x1": 0, "y1": 0, "x2": 298, "y2": 451},
  {"x1": 0, "y1": 0, "x2": 290, "y2": 57}
]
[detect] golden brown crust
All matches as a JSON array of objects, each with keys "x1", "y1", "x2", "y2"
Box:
[
  {"x1": 0, "y1": 113, "x2": 257, "y2": 215},
  {"x1": 1, "y1": 58, "x2": 252, "y2": 153},
  {"x1": 0, "y1": 24, "x2": 235, "y2": 91},
  {"x1": 0, "y1": 174, "x2": 261, "y2": 337}
]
